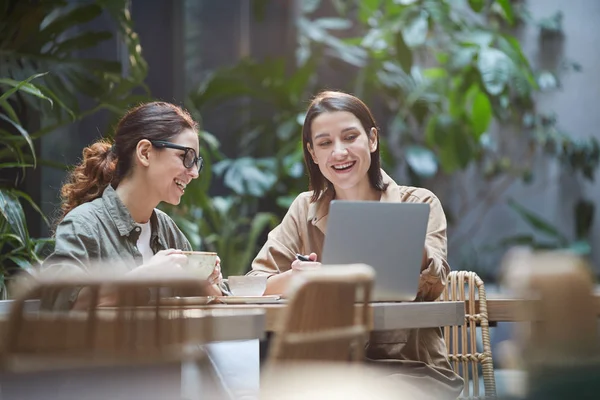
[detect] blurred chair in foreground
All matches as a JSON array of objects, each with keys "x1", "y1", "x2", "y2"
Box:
[
  {"x1": 501, "y1": 250, "x2": 600, "y2": 400},
  {"x1": 0, "y1": 276, "x2": 230, "y2": 400},
  {"x1": 441, "y1": 270, "x2": 496, "y2": 399},
  {"x1": 267, "y1": 264, "x2": 374, "y2": 363}
]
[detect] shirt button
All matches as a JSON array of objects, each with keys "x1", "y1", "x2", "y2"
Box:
[{"x1": 135, "y1": 227, "x2": 141, "y2": 232}]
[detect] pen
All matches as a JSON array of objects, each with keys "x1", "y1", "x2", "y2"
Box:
[{"x1": 296, "y1": 253, "x2": 310, "y2": 262}]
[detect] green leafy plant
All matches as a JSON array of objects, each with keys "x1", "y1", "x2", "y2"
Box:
[
  {"x1": 297, "y1": 0, "x2": 598, "y2": 259},
  {"x1": 0, "y1": 0, "x2": 149, "y2": 162},
  {"x1": 0, "y1": 0, "x2": 149, "y2": 297},
  {"x1": 182, "y1": 0, "x2": 598, "y2": 276},
  {"x1": 0, "y1": 73, "x2": 56, "y2": 298}
]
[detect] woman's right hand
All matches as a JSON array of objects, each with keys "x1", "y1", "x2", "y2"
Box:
[
  {"x1": 129, "y1": 249, "x2": 188, "y2": 276},
  {"x1": 263, "y1": 252, "x2": 321, "y2": 296},
  {"x1": 291, "y1": 252, "x2": 321, "y2": 272}
]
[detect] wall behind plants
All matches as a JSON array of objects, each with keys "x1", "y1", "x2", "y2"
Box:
[{"x1": 449, "y1": 0, "x2": 600, "y2": 277}]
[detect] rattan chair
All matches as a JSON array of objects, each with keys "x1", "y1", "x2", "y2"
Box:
[
  {"x1": 441, "y1": 271, "x2": 496, "y2": 399},
  {"x1": 267, "y1": 264, "x2": 374, "y2": 363}
]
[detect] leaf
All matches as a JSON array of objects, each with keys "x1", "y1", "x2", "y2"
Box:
[
  {"x1": 38, "y1": 3, "x2": 103, "y2": 39},
  {"x1": 358, "y1": 0, "x2": 382, "y2": 24},
  {"x1": 402, "y1": 11, "x2": 428, "y2": 48},
  {"x1": 495, "y1": 0, "x2": 515, "y2": 25},
  {"x1": 302, "y1": 0, "x2": 322, "y2": 14},
  {"x1": 467, "y1": 85, "x2": 492, "y2": 139},
  {"x1": 0, "y1": 114, "x2": 36, "y2": 166},
  {"x1": 276, "y1": 195, "x2": 298, "y2": 210},
  {"x1": 313, "y1": 18, "x2": 352, "y2": 30},
  {"x1": 237, "y1": 212, "x2": 279, "y2": 276},
  {"x1": 404, "y1": 145, "x2": 438, "y2": 178},
  {"x1": 425, "y1": 114, "x2": 453, "y2": 148},
  {"x1": 0, "y1": 190, "x2": 28, "y2": 246},
  {"x1": 217, "y1": 157, "x2": 278, "y2": 197},
  {"x1": 395, "y1": 31, "x2": 413, "y2": 73},
  {"x1": 468, "y1": 0, "x2": 485, "y2": 12},
  {"x1": 11, "y1": 189, "x2": 50, "y2": 226},
  {"x1": 0, "y1": 72, "x2": 52, "y2": 106},
  {"x1": 537, "y1": 71, "x2": 558, "y2": 91},
  {"x1": 477, "y1": 47, "x2": 513, "y2": 95},
  {"x1": 438, "y1": 128, "x2": 473, "y2": 173},
  {"x1": 51, "y1": 31, "x2": 113, "y2": 55},
  {"x1": 497, "y1": 34, "x2": 536, "y2": 87},
  {"x1": 507, "y1": 199, "x2": 567, "y2": 241},
  {"x1": 422, "y1": 68, "x2": 447, "y2": 80},
  {"x1": 8, "y1": 256, "x2": 34, "y2": 272},
  {"x1": 0, "y1": 99, "x2": 19, "y2": 123},
  {"x1": 0, "y1": 163, "x2": 34, "y2": 169}
]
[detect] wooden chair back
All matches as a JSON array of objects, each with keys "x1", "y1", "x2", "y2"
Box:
[
  {"x1": 268, "y1": 264, "x2": 374, "y2": 363},
  {"x1": 0, "y1": 276, "x2": 212, "y2": 371}
]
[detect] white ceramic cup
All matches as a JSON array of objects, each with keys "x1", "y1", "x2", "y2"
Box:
[
  {"x1": 182, "y1": 251, "x2": 217, "y2": 280},
  {"x1": 226, "y1": 275, "x2": 267, "y2": 296}
]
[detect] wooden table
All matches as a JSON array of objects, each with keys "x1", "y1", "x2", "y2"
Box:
[
  {"x1": 167, "y1": 300, "x2": 466, "y2": 332},
  {"x1": 470, "y1": 294, "x2": 600, "y2": 322}
]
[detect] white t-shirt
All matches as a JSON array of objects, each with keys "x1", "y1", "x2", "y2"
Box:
[{"x1": 136, "y1": 221, "x2": 153, "y2": 262}]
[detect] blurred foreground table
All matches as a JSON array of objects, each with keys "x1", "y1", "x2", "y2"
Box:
[
  {"x1": 470, "y1": 291, "x2": 600, "y2": 322},
  {"x1": 0, "y1": 307, "x2": 265, "y2": 400}
]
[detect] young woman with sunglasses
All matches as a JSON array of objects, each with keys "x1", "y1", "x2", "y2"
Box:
[{"x1": 43, "y1": 102, "x2": 224, "y2": 309}]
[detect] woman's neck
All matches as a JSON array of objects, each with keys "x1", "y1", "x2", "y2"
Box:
[
  {"x1": 333, "y1": 183, "x2": 381, "y2": 202},
  {"x1": 114, "y1": 177, "x2": 157, "y2": 223}
]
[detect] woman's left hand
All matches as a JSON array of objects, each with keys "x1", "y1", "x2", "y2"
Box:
[{"x1": 208, "y1": 256, "x2": 223, "y2": 286}]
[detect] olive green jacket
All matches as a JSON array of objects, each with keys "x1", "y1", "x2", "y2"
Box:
[{"x1": 41, "y1": 185, "x2": 191, "y2": 308}]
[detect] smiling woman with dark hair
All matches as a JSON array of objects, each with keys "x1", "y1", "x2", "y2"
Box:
[
  {"x1": 250, "y1": 91, "x2": 463, "y2": 399},
  {"x1": 43, "y1": 102, "x2": 224, "y2": 309}
]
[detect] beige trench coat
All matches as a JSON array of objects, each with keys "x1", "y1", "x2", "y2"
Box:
[{"x1": 249, "y1": 170, "x2": 463, "y2": 397}]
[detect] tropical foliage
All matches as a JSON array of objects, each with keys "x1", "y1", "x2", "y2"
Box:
[
  {"x1": 0, "y1": 0, "x2": 149, "y2": 297},
  {"x1": 184, "y1": 0, "x2": 598, "y2": 277}
]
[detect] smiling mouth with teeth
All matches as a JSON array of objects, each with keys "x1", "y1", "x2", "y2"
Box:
[
  {"x1": 175, "y1": 179, "x2": 187, "y2": 192},
  {"x1": 332, "y1": 161, "x2": 355, "y2": 171}
]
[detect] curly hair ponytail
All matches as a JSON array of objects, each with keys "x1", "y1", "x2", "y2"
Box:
[{"x1": 59, "y1": 140, "x2": 117, "y2": 220}]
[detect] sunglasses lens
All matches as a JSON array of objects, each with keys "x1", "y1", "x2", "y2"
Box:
[{"x1": 184, "y1": 151, "x2": 196, "y2": 169}]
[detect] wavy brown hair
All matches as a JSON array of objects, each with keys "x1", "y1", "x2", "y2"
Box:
[
  {"x1": 59, "y1": 102, "x2": 197, "y2": 221},
  {"x1": 302, "y1": 91, "x2": 387, "y2": 202}
]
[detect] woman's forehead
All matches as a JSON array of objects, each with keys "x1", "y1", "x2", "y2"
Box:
[
  {"x1": 311, "y1": 111, "x2": 363, "y2": 136},
  {"x1": 172, "y1": 128, "x2": 199, "y2": 151}
]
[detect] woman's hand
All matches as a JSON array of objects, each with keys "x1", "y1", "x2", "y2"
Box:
[
  {"x1": 208, "y1": 256, "x2": 223, "y2": 285},
  {"x1": 129, "y1": 249, "x2": 187, "y2": 276},
  {"x1": 291, "y1": 252, "x2": 321, "y2": 272}
]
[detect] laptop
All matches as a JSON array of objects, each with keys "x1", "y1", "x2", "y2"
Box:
[{"x1": 321, "y1": 201, "x2": 430, "y2": 301}]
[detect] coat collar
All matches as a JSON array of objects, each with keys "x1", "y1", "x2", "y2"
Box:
[
  {"x1": 306, "y1": 169, "x2": 400, "y2": 233},
  {"x1": 102, "y1": 185, "x2": 161, "y2": 245}
]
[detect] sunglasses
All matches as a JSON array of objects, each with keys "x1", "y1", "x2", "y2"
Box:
[{"x1": 150, "y1": 140, "x2": 204, "y2": 173}]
